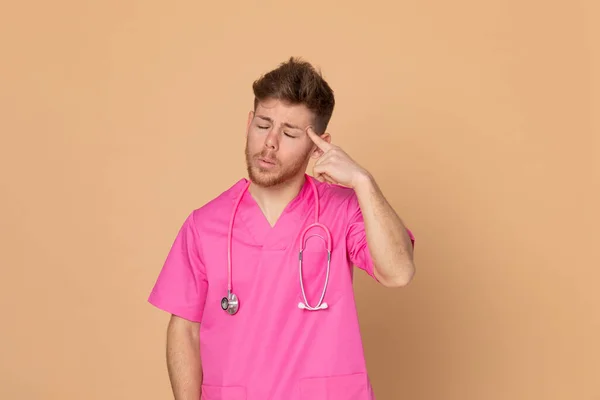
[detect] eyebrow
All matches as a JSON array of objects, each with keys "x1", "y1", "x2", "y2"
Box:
[{"x1": 256, "y1": 115, "x2": 303, "y2": 131}]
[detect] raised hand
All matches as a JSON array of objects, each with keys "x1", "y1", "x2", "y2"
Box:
[{"x1": 306, "y1": 126, "x2": 369, "y2": 189}]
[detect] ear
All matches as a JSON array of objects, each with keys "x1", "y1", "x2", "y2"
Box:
[{"x1": 246, "y1": 111, "x2": 254, "y2": 136}]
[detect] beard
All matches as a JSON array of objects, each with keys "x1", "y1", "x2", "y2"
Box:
[{"x1": 245, "y1": 142, "x2": 310, "y2": 188}]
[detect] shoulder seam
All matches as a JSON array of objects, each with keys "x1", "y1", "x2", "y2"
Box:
[{"x1": 188, "y1": 210, "x2": 205, "y2": 263}]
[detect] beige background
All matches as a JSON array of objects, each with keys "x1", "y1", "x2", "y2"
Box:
[{"x1": 1, "y1": 1, "x2": 599, "y2": 399}]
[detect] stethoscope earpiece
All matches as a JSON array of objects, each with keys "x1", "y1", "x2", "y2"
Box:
[{"x1": 298, "y1": 302, "x2": 328, "y2": 310}]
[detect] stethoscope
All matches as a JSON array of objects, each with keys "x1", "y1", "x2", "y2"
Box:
[{"x1": 221, "y1": 176, "x2": 332, "y2": 315}]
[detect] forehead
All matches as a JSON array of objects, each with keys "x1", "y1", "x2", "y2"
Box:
[{"x1": 254, "y1": 98, "x2": 315, "y2": 127}]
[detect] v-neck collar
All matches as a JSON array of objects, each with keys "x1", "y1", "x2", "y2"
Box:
[{"x1": 234, "y1": 174, "x2": 314, "y2": 250}]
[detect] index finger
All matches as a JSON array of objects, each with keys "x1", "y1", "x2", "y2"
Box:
[{"x1": 306, "y1": 126, "x2": 332, "y2": 151}]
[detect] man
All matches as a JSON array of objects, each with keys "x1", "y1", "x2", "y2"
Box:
[{"x1": 148, "y1": 57, "x2": 416, "y2": 400}]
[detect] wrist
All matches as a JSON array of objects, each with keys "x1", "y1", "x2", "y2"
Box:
[{"x1": 353, "y1": 170, "x2": 375, "y2": 193}]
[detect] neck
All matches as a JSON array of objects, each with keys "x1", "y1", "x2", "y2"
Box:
[{"x1": 248, "y1": 174, "x2": 307, "y2": 226}]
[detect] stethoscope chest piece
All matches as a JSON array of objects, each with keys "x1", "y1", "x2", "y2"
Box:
[{"x1": 221, "y1": 292, "x2": 239, "y2": 315}]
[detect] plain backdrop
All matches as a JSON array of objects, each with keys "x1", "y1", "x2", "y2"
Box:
[{"x1": 1, "y1": 1, "x2": 599, "y2": 399}]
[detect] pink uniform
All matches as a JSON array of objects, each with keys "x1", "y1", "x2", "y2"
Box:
[{"x1": 148, "y1": 174, "x2": 415, "y2": 400}]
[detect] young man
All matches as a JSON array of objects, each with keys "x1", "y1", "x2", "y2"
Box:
[{"x1": 148, "y1": 57, "x2": 416, "y2": 400}]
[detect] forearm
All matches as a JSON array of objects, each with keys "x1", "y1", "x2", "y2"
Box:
[
  {"x1": 166, "y1": 316, "x2": 202, "y2": 400},
  {"x1": 353, "y1": 172, "x2": 415, "y2": 287}
]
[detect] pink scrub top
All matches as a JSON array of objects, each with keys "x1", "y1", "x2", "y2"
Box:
[{"x1": 148, "y1": 174, "x2": 415, "y2": 400}]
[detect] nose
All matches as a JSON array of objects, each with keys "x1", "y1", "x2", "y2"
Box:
[{"x1": 264, "y1": 130, "x2": 279, "y2": 150}]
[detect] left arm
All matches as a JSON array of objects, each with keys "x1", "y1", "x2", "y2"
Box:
[
  {"x1": 306, "y1": 125, "x2": 415, "y2": 287},
  {"x1": 353, "y1": 172, "x2": 415, "y2": 287}
]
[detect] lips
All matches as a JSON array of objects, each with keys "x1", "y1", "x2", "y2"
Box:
[{"x1": 257, "y1": 156, "x2": 276, "y2": 165}]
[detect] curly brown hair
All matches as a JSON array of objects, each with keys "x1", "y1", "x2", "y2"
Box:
[{"x1": 252, "y1": 57, "x2": 335, "y2": 134}]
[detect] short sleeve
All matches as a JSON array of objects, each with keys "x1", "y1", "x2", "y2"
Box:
[
  {"x1": 148, "y1": 211, "x2": 208, "y2": 323},
  {"x1": 345, "y1": 193, "x2": 415, "y2": 281}
]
